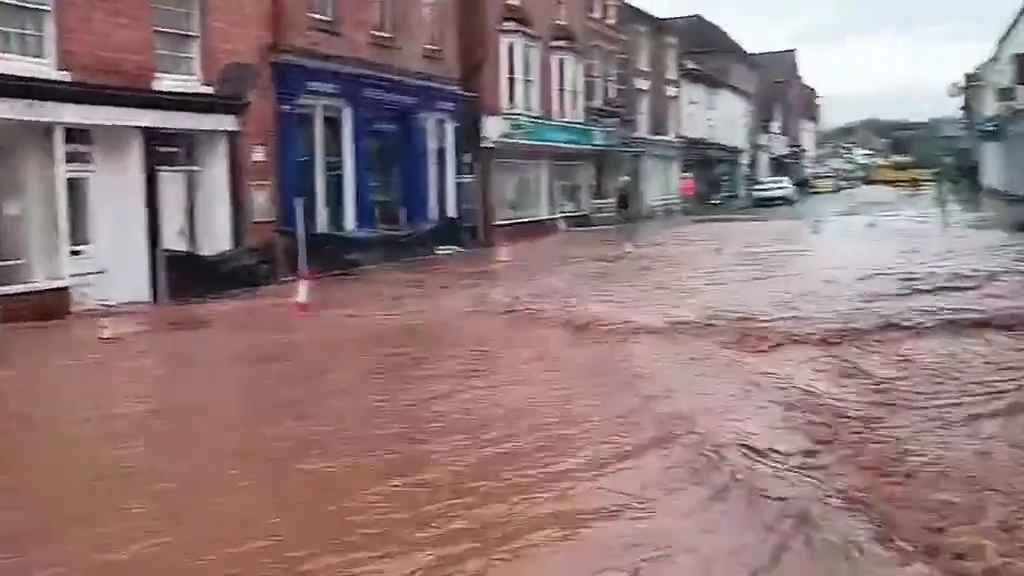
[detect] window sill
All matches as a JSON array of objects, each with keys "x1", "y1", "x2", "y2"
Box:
[
  {"x1": 494, "y1": 214, "x2": 564, "y2": 226},
  {"x1": 152, "y1": 75, "x2": 214, "y2": 94},
  {"x1": 370, "y1": 30, "x2": 398, "y2": 49},
  {"x1": 0, "y1": 279, "x2": 69, "y2": 297},
  {"x1": 422, "y1": 45, "x2": 444, "y2": 59},
  {"x1": 0, "y1": 57, "x2": 70, "y2": 81},
  {"x1": 309, "y1": 18, "x2": 341, "y2": 35}
]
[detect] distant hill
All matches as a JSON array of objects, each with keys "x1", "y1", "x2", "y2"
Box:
[
  {"x1": 821, "y1": 117, "x2": 963, "y2": 169},
  {"x1": 821, "y1": 118, "x2": 929, "y2": 148}
]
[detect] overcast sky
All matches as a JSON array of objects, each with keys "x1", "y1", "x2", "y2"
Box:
[{"x1": 631, "y1": 0, "x2": 1021, "y2": 127}]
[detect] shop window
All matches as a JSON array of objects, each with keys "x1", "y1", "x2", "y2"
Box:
[
  {"x1": 552, "y1": 162, "x2": 593, "y2": 215},
  {"x1": 152, "y1": 0, "x2": 201, "y2": 77},
  {"x1": 500, "y1": 35, "x2": 540, "y2": 114},
  {"x1": 493, "y1": 160, "x2": 545, "y2": 222},
  {"x1": 307, "y1": 0, "x2": 334, "y2": 22},
  {"x1": 552, "y1": 53, "x2": 583, "y2": 121},
  {"x1": 0, "y1": 0, "x2": 51, "y2": 60},
  {"x1": 151, "y1": 132, "x2": 200, "y2": 252},
  {"x1": 430, "y1": 117, "x2": 450, "y2": 219},
  {"x1": 372, "y1": 0, "x2": 394, "y2": 35},
  {"x1": 368, "y1": 123, "x2": 405, "y2": 229},
  {"x1": 295, "y1": 103, "x2": 350, "y2": 233}
]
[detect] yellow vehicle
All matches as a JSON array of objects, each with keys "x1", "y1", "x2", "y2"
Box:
[{"x1": 867, "y1": 157, "x2": 936, "y2": 190}]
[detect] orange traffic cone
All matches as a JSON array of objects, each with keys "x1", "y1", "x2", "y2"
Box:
[
  {"x1": 97, "y1": 317, "x2": 120, "y2": 341},
  {"x1": 294, "y1": 276, "x2": 312, "y2": 314},
  {"x1": 494, "y1": 243, "x2": 513, "y2": 263}
]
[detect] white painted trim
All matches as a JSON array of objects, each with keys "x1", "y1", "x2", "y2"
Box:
[
  {"x1": 0, "y1": 279, "x2": 69, "y2": 296},
  {"x1": 444, "y1": 118, "x2": 457, "y2": 218},
  {"x1": 0, "y1": 99, "x2": 240, "y2": 131},
  {"x1": 52, "y1": 127, "x2": 70, "y2": 279},
  {"x1": 424, "y1": 115, "x2": 440, "y2": 221},
  {"x1": 0, "y1": 57, "x2": 70, "y2": 81},
  {"x1": 342, "y1": 105, "x2": 356, "y2": 232},
  {"x1": 151, "y1": 74, "x2": 214, "y2": 94},
  {"x1": 493, "y1": 214, "x2": 564, "y2": 226},
  {"x1": 313, "y1": 104, "x2": 327, "y2": 232}
]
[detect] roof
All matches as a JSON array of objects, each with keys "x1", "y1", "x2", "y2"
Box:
[
  {"x1": 989, "y1": 3, "x2": 1024, "y2": 64},
  {"x1": 752, "y1": 49, "x2": 800, "y2": 83},
  {"x1": 666, "y1": 15, "x2": 746, "y2": 56}
]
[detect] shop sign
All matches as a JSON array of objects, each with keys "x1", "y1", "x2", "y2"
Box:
[{"x1": 499, "y1": 116, "x2": 617, "y2": 147}]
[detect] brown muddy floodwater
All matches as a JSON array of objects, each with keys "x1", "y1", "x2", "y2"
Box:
[{"x1": 2, "y1": 185, "x2": 1024, "y2": 575}]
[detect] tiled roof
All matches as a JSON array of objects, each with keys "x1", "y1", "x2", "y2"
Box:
[{"x1": 666, "y1": 15, "x2": 746, "y2": 56}]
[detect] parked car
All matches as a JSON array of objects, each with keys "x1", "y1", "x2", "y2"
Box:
[
  {"x1": 751, "y1": 177, "x2": 799, "y2": 205},
  {"x1": 811, "y1": 171, "x2": 839, "y2": 194}
]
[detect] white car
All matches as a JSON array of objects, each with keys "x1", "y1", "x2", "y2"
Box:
[{"x1": 751, "y1": 177, "x2": 799, "y2": 205}]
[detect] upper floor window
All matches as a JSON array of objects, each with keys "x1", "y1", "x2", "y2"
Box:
[
  {"x1": 551, "y1": 53, "x2": 583, "y2": 121},
  {"x1": 372, "y1": 0, "x2": 394, "y2": 35},
  {"x1": 590, "y1": 0, "x2": 603, "y2": 19},
  {"x1": 0, "y1": 0, "x2": 52, "y2": 60},
  {"x1": 604, "y1": 0, "x2": 617, "y2": 24},
  {"x1": 422, "y1": 0, "x2": 441, "y2": 49},
  {"x1": 605, "y1": 56, "x2": 618, "y2": 100},
  {"x1": 635, "y1": 28, "x2": 650, "y2": 71},
  {"x1": 635, "y1": 92, "x2": 650, "y2": 136},
  {"x1": 664, "y1": 40, "x2": 678, "y2": 80},
  {"x1": 667, "y1": 95, "x2": 679, "y2": 137},
  {"x1": 152, "y1": 0, "x2": 201, "y2": 77},
  {"x1": 586, "y1": 46, "x2": 604, "y2": 107},
  {"x1": 307, "y1": 0, "x2": 334, "y2": 22},
  {"x1": 500, "y1": 35, "x2": 540, "y2": 114},
  {"x1": 555, "y1": 0, "x2": 567, "y2": 24}
]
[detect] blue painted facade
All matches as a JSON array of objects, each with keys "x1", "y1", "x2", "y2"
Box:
[{"x1": 272, "y1": 60, "x2": 466, "y2": 232}]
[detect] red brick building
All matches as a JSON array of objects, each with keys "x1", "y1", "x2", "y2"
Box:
[{"x1": 0, "y1": 0, "x2": 273, "y2": 321}]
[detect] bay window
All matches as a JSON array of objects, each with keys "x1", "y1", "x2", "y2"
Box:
[
  {"x1": 665, "y1": 39, "x2": 678, "y2": 80},
  {"x1": 152, "y1": 0, "x2": 201, "y2": 78},
  {"x1": 500, "y1": 35, "x2": 540, "y2": 114},
  {"x1": 635, "y1": 28, "x2": 650, "y2": 71},
  {"x1": 635, "y1": 92, "x2": 650, "y2": 136},
  {"x1": 551, "y1": 53, "x2": 584, "y2": 122},
  {"x1": 586, "y1": 46, "x2": 603, "y2": 107}
]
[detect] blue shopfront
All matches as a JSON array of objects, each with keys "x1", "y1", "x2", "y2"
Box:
[{"x1": 272, "y1": 58, "x2": 466, "y2": 237}]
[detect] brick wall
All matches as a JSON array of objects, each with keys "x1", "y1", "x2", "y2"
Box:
[
  {"x1": 275, "y1": 0, "x2": 461, "y2": 82},
  {"x1": 0, "y1": 289, "x2": 71, "y2": 324},
  {"x1": 49, "y1": 0, "x2": 280, "y2": 248},
  {"x1": 57, "y1": 0, "x2": 156, "y2": 88}
]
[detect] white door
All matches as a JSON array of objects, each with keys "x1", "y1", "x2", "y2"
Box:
[{"x1": 65, "y1": 172, "x2": 106, "y2": 306}]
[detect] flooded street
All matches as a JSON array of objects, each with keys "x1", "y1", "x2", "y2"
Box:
[{"x1": 3, "y1": 185, "x2": 1024, "y2": 575}]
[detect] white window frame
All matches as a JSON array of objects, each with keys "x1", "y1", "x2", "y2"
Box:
[
  {"x1": 667, "y1": 96, "x2": 679, "y2": 137},
  {"x1": 422, "y1": 0, "x2": 442, "y2": 49},
  {"x1": 550, "y1": 53, "x2": 584, "y2": 122},
  {"x1": 298, "y1": 98, "x2": 357, "y2": 233},
  {"x1": 372, "y1": 0, "x2": 395, "y2": 36},
  {"x1": 151, "y1": 0, "x2": 207, "y2": 91},
  {"x1": 0, "y1": 0, "x2": 67, "y2": 80},
  {"x1": 587, "y1": 45, "x2": 604, "y2": 107},
  {"x1": 307, "y1": 0, "x2": 334, "y2": 22},
  {"x1": 589, "y1": 0, "x2": 603, "y2": 18},
  {"x1": 499, "y1": 34, "x2": 540, "y2": 115},
  {"x1": 664, "y1": 38, "x2": 678, "y2": 80},
  {"x1": 422, "y1": 113, "x2": 458, "y2": 220},
  {"x1": 606, "y1": 54, "x2": 619, "y2": 100},
  {"x1": 634, "y1": 27, "x2": 651, "y2": 71}
]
